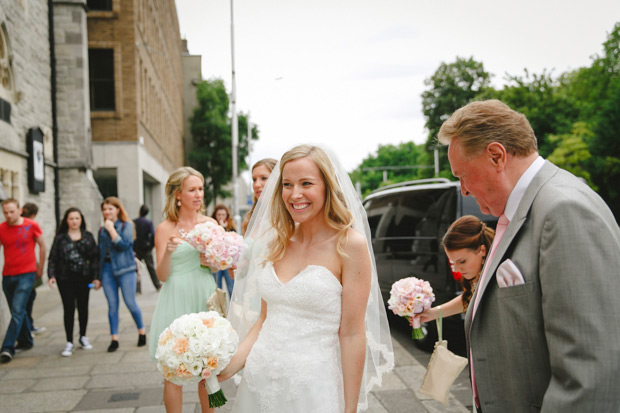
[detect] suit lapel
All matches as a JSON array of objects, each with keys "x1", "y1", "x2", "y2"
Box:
[{"x1": 465, "y1": 161, "x2": 559, "y2": 335}]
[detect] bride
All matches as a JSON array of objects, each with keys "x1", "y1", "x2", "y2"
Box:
[{"x1": 219, "y1": 144, "x2": 394, "y2": 412}]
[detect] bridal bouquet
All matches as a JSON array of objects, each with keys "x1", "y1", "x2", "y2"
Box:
[
  {"x1": 388, "y1": 277, "x2": 435, "y2": 339},
  {"x1": 155, "y1": 311, "x2": 239, "y2": 407},
  {"x1": 180, "y1": 221, "x2": 245, "y2": 272}
]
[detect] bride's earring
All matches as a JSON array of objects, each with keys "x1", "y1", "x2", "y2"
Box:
[{"x1": 177, "y1": 200, "x2": 181, "y2": 207}]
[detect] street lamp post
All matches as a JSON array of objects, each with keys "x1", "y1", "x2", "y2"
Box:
[{"x1": 230, "y1": 0, "x2": 240, "y2": 228}]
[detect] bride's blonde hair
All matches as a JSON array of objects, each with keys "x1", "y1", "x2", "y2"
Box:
[{"x1": 267, "y1": 145, "x2": 353, "y2": 262}]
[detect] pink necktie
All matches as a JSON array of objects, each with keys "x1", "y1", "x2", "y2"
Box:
[{"x1": 471, "y1": 214, "x2": 509, "y2": 407}]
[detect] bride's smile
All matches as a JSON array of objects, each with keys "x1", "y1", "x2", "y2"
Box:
[{"x1": 281, "y1": 157, "x2": 326, "y2": 223}]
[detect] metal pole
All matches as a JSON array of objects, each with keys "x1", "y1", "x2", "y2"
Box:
[
  {"x1": 230, "y1": 0, "x2": 240, "y2": 228},
  {"x1": 247, "y1": 113, "x2": 252, "y2": 206},
  {"x1": 434, "y1": 148, "x2": 439, "y2": 177}
]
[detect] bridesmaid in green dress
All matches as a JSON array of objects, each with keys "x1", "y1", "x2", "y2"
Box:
[{"x1": 149, "y1": 166, "x2": 216, "y2": 413}]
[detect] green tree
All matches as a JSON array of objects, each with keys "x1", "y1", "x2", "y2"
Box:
[
  {"x1": 590, "y1": 75, "x2": 620, "y2": 218},
  {"x1": 421, "y1": 56, "x2": 491, "y2": 174},
  {"x1": 547, "y1": 122, "x2": 596, "y2": 188},
  {"x1": 188, "y1": 78, "x2": 259, "y2": 204},
  {"x1": 422, "y1": 57, "x2": 492, "y2": 144},
  {"x1": 478, "y1": 69, "x2": 578, "y2": 156},
  {"x1": 351, "y1": 142, "x2": 434, "y2": 197}
]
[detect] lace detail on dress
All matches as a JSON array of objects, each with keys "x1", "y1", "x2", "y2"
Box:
[{"x1": 234, "y1": 263, "x2": 344, "y2": 413}]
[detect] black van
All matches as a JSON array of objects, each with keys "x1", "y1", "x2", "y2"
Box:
[{"x1": 363, "y1": 178, "x2": 497, "y2": 353}]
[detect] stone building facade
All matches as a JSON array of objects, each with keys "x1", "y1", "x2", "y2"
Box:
[
  {"x1": 88, "y1": 0, "x2": 185, "y2": 222},
  {"x1": 0, "y1": 1, "x2": 56, "y2": 240},
  {"x1": 182, "y1": 39, "x2": 201, "y2": 165},
  {"x1": 54, "y1": 0, "x2": 103, "y2": 233},
  {"x1": 0, "y1": 0, "x2": 56, "y2": 333}
]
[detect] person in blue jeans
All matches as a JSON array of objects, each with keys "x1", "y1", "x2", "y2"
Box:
[
  {"x1": 97, "y1": 197, "x2": 146, "y2": 352},
  {"x1": 0, "y1": 199, "x2": 47, "y2": 364},
  {"x1": 211, "y1": 204, "x2": 235, "y2": 295},
  {"x1": 21, "y1": 203, "x2": 47, "y2": 336}
]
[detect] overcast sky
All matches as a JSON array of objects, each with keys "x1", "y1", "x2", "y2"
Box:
[{"x1": 175, "y1": 0, "x2": 620, "y2": 171}]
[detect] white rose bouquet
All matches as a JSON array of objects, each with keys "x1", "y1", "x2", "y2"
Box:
[
  {"x1": 387, "y1": 277, "x2": 435, "y2": 339},
  {"x1": 180, "y1": 221, "x2": 245, "y2": 272},
  {"x1": 155, "y1": 311, "x2": 239, "y2": 407}
]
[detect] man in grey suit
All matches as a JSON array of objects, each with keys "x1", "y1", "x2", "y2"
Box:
[{"x1": 438, "y1": 100, "x2": 620, "y2": 412}]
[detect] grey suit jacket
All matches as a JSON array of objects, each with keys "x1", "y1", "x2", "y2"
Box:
[{"x1": 465, "y1": 161, "x2": 620, "y2": 412}]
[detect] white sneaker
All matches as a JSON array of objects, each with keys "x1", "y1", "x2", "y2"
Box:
[
  {"x1": 31, "y1": 326, "x2": 47, "y2": 335},
  {"x1": 61, "y1": 342, "x2": 74, "y2": 357},
  {"x1": 79, "y1": 336, "x2": 93, "y2": 350}
]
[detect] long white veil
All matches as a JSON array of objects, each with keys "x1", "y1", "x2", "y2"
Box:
[{"x1": 228, "y1": 144, "x2": 394, "y2": 411}]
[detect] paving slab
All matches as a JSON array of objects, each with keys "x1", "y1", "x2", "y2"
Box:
[
  {"x1": 34, "y1": 351, "x2": 125, "y2": 369},
  {"x1": 0, "y1": 389, "x2": 87, "y2": 413},
  {"x1": 366, "y1": 392, "x2": 390, "y2": 413},
  {"x1": 36, "y1": 375, "x2": 91, "y2": 391},
  {"x1": 91, "y1": 362, "x2": 157, "y2": 375},
  {"x1": 373, "y1": 389, "x2": 428, "y2": 413},
  {"x1": 375, "y1": 370, "x2": 408, "y2": 391},
  {"x1": 73, "y1": 388, "x2": 162, "y2": 410},
  {"x1": 0, "y1": 378, "x2": 37, "y2": 393},
  {"x1": 4, "y1": 364, "x2": 93, "y2": 380},
  {"x1": 85, "y1": 371, "x2": 164, "y2": 390}
]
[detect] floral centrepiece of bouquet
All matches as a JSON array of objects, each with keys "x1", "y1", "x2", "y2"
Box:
[
  {"x1": 387, "y1": 277, "x2": 435, "y2": 340},
  {"x1": 155, "y1": 311, "x2": 239, "y2": 408},
  {"x1": 180, "y1": 221, "x2": 245, "y2": 272}
]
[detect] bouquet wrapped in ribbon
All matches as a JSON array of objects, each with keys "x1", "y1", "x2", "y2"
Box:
[
  {"x1": 180, "y1": 221, "x2": 245, "y2": 272},
  {"x1": 387, "y1": 277, "x2": 435, "y2": 339},
  {"x1": 155, "y1": 311, "x2": 239, "y2": 407}
]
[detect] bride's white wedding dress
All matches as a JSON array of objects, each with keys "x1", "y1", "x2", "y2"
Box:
[{"x1": 233, "y1": 262, "x2": 345, "y2": 413}]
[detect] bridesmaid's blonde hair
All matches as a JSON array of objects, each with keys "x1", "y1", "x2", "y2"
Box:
[
  {"x1": 267, "y1": 145, "x2": 353, "y2": 262},
  {"x1": 164, "y1": 166, "x2": 205, "y2": 222}
]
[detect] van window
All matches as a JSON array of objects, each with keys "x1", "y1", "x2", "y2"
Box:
[{"x1": 364, "y1": 194, "x2": 398, "y2": 240}]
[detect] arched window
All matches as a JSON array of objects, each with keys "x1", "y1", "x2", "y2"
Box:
[{"x1": 0, "y1": 24, "x2": 15, "y2": 123}]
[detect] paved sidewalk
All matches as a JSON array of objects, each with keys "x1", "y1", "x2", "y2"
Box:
[{"x1": 0, "y1": 280, "x2": 469, "y2": 412}]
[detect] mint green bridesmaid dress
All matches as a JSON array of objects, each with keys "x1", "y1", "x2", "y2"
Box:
[{"x1": 148, "y1": 241, "x2": 216, "y2": 360}]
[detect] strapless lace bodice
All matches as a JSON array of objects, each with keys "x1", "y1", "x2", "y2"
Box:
[{"x1": 233, "y1": 262, "x2": 344, "y2": 413}]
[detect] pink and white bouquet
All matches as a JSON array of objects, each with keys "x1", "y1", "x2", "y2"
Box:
[
  {"x1": 155, "y1": 311, "x2": 239, "y2": 407},
  {"x1": 180, "y1": 221, "x2": 245, "y2": 272},
  {"x1": 387, "y1": 277, "x2": 435, "y2": 340}
]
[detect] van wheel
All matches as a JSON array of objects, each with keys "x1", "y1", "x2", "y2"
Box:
[{"x1": 413, "y1": 321, "x2": 438, "y2": 352}]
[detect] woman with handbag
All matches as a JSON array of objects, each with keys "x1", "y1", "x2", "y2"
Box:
[
  {"x1": 414, "y1": 215, "x2": 495, "y2": 323},
  {"x1": 148, "y1": 166, "x2": 217, "y2": 412},
  {"x1": 414, "y1": 215, "x2": 495, "y2": 405},
  {"x1": 48, "y1": 207, "x2": 99, "y2": 356}
]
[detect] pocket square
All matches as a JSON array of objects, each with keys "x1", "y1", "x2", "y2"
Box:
[{"x1": 496, "y1": 259, "x2": 525, "y2": 288}]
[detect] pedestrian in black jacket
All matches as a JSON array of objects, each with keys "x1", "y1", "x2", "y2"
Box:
[
  {"x1": 48, "y1": 207, "x2": 99, "y2": 356},
  {"x1": 133, "y1": 205, "x2": 161, "y2": 291}
]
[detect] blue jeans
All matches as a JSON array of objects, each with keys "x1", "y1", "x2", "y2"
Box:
[
  {"x1": 214, "y1": 269, "x2": 234, "y2": 295},
  {"x1": 100, "y1": 262, "x2": 144, "y2": 335},
  {"x1": 2, "y1": 273, "x2": 35, "y2": 355}
]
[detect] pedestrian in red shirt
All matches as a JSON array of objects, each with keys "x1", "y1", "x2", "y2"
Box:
[{"x1": 0, "y1": 198, "x2": 47, "y2": 363}]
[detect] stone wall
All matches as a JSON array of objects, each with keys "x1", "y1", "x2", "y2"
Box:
[
  {"x1": 0, "y1": 0, "x2": 56, "y2": 335},
  {"x1": 54, "y1": 0, "x2": 103, "y2": 233}
]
